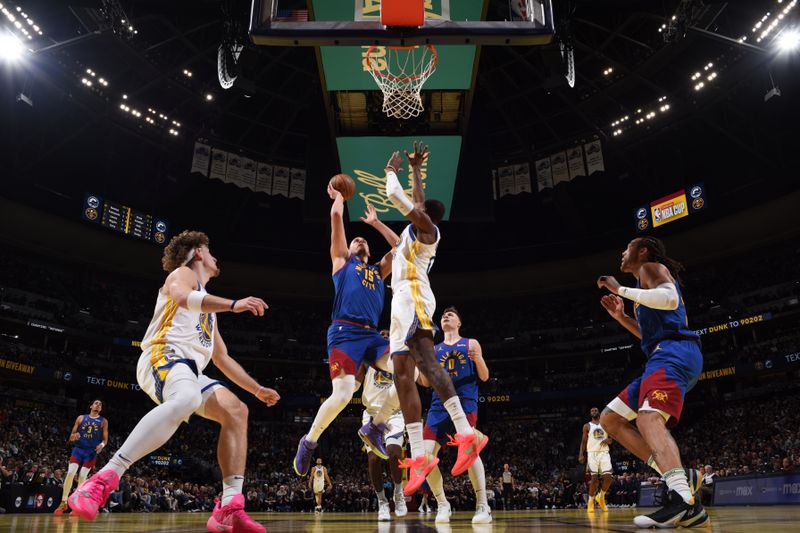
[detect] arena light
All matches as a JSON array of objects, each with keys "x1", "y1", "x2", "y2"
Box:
[
  {"x1": 205, "y1": 93, "x2": 214, "y2": 101},
  {"x1": 777, "y1": 28, "x2": 800, "y2": 51},
  {"x1": 0, "y1": 31, "x2": 23, "y2": 61},
  {"x1": 183, "y1": 68, "x2": 193, "y2": 77}
]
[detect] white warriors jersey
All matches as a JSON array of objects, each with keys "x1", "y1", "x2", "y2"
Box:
[
  {"x1": 392, "y1": 224, "x2": 439, "y2": 293},
  {"x1": 313, "y1": 466, "x2": 325, "y2": 485},
  {"x1": 587, "y1": 421, "x2": 610, "y2": 453},
  {"x1": 140, "y1": 279, "x2": 216, "y2": 373},
  {"x1": 362, "y1": 367, "x2": 400, "y2": 416}
]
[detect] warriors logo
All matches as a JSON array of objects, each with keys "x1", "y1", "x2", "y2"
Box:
[
  {"x1": 196, "y1": 313, "x2": 215, "y2": 348},
  {"x1": 373, "y1": 370, "x2": 393, "y2": 388},
  {"x1": 592, "y1": 428, "x2": 606, "y2": 440}
]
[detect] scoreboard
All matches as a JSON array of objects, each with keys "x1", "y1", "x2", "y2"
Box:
[{"x1": 81, "y1": 194, "x2": 168, "y2": 245}]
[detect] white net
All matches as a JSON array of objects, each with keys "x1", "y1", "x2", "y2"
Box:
[{"x1": 366, "y1": 45, "x2": 438, "y2": 120}]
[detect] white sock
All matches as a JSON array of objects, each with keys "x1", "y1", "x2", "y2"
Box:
[
  {"x1": 393, "y1": 483, "x2": 404, "y2": 498},
  {"x1": 443, "y1": 396, "x2": 472, "y2": 435},
  {"x1": 406, "y1": 422, "x2": 424, "y2": 458},
  {"x1": 376, "y1": 490, "x2": 388, "y2": 503},
  {"x1": 101, "y1": 365, "x2": 202, "y2": 477},
  {"x1": 222, "y1": 475, "x2": 245, "y2": 507},
  {"x1": 468, "y1": 457, "x2": 487, "y2": 507},
  {"x1": 61, "y1": 463, "x2": 79, "y2": 501},
  {"x1": 427, "y1": 465, "x2": 448, "y2": 506},
  {"x1": 308, "y1": 375, "x2": 354, "y2": 443},
  {"x1": 647, "y1": 454, "x2": 664, "y2": 475},
  {"x1": 664, "y1": 468, "x2": 692, "y2": 503}
]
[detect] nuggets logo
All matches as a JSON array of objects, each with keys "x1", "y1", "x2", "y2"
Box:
[
  {"x1": 692, "y1": 197, "x2": 704, "y2": 210},
  {"x1": 637, "y1": 218, "x2": 649, "y2": 231},
  {"x1": 651, "y1": 390, "x2": 669, "y2": 402},
  {"x1": 85, "y1": 207, "x2": 98, "y2": 220},
  {"x1": 196, "y1": 313, "x2": 214, "y2": 348},
  {"x1": 330, "y1": 360, "x2": 342, "y2": 375}
]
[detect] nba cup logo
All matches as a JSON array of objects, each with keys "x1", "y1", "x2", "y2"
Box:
[{"x1": 651, "y1": 390, "x2": 668, "y2": 403}]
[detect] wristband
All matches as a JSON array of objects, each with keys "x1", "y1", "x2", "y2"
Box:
[
  {"x1": 385, "y1": 165, "x2": 398, "y2": 173},
  {"x1": 187, "y1": 290, "x2": 204, "y2": 312},
  {"x1": 230, "y1": 299, "x2": 237, "y2": 310}
]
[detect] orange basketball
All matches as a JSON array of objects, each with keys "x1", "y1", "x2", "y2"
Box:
[{"x1": 330, "y1": 173, "x2": 356, "y2": 200}]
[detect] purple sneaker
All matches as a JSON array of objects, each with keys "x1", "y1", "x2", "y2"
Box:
[
  {"x1": 293, "y1": 434, "x2": 317, "y2": 476},
  {"x1": 358, "y1": 417, "x2": 389, "y2": 460}
]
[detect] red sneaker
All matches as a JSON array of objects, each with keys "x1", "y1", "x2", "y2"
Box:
[
  {"x1": 67, "y1": 470, "x2": 119, "y2": 522},
  {"x1": 206, "y1": 494, "x2": 265, "y2": 533},
  {"x1": 448, "y1": 429, "x2": 489, "y2": 476},
  {"x1": 53, "y1": 501, "x2": 69, "y2": 515},
  {"x1": 399, "y1": 454, "x2": 439, "y2": 497}
]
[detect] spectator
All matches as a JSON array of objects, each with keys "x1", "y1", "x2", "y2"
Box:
[{"x1": 700, "y1": 465, "x2": 715, "y2": 506}]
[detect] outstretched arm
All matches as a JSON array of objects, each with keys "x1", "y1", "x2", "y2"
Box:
[
  {"x1": 361, "y1": 202, "x2": 398, "y2": 279},
  {"x1": 166, "y1": 267, "x2": 268, "y2": 316},
  {"x1": 384, "y1": 147, "x2": 437, "y2": 237},
  {"x1": 329, "y1": 183, "x2": 349, "y2": 274},
  {"x1": 212, "y1": 327, "x2": 280, "y2": 406}
]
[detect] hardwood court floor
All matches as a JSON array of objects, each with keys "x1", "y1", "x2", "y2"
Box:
[{"x1": 2, "y1": 507, "x2": 799, "y2": 532}]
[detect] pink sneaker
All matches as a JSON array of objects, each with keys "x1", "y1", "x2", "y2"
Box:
[
  {"x1": 67, "y1": 470, "x2": 119, "y2": 522},
  {"x1": 206, "y1": 494, "x2": 265, "y2": 533}
]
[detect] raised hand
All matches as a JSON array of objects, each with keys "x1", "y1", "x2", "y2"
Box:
[
  {"x1": 360, "y1": 202, "x2": 379, "y2": 226},
  {"x1": 232, "y1": 297, "x2": 269, "y2": 316},
  {"x1": 404, "y1": 141, "x2": 429, "y2": 171},
  {"x1": 597, "y1": 275, "x2": 621, "y2": 294},
  {"x1": 600, "y1": 294, "x2": 625, "y2": 320},
  {"x1": 327, "y1": 182, "x2": 342, "y2": 201},
  {"x1": 386, "y1": 151, "x2": 403, "y2": 172}
]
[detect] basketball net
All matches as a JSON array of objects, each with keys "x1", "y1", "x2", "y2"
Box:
[{"x1": 366, "y1": 45, "x2": 438, "y2": 120}]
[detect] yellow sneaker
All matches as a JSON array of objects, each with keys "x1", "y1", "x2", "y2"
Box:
[
  {"x1": 587, "y1": 496, "x2": 596, "y2": 513},
  {"x1": 596, "y1": 492, "x2": 608, "y2": 512}
]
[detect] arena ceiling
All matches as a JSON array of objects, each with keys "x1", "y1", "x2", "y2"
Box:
[{"x1": 0, "y1": 0, "x2": 798, "y2": 272}]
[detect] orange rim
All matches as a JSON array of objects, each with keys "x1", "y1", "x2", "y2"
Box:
[{"x1": 365, "y1": 44, "x2": 438, "y2": 82}]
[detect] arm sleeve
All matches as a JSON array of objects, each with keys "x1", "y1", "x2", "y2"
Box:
[
  {"x1": 385, "y1": 170, "x2": 413, "y2": 216},
  {"x1": 618, "y1": 283, "x2": 679, "y2": 310}
]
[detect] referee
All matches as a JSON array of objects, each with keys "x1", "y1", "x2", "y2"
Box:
[{"x1": 501, "y1": 464, "x2": 515, "y2": 510}]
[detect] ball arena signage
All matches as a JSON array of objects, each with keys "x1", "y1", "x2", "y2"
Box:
[
  {"x1": 634, "y1": 182, "x2": 707, "y2": 233},
  {"x1": 694, "y1": 312, "x2": 772, "y2": 336}
]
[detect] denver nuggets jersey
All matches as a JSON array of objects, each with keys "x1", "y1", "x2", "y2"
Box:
[
  {"x1": 331, "y1": 255, "x2": 385, "y2": 327},
  {"x1": 633, "y1": 280, "x2": 699, "y2": 356},
  {"x1": 586, "y1": 421, "x2": 609, "y2": 453},
  {"x1": 430, "y1": 338, "x2": 478, "y2": 414},
  {"x1": 362, "y1": 367, "x2": 397, "y2": 415},
  {"x1": 141, "y1": 280, "x2": 216, "y2": 372},
  {"x1": 391, "y1": 224, "x2": 439, "y2": 295},
  {"x1": 76, "y1": 415, "x2": 104, "y2": 449}
]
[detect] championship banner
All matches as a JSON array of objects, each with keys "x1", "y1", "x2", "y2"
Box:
[
  {"x1": 241, "y1": 157, "x2": 257, "y2": 191},
  {"x1": 225, "y1": 154, "x2": 243, "y2": 185},
  {"x1": 272, "y1": 166, "x2": 290, "y2": 197},
  {"x1": 209, "y1": 149, "x2": 228, "y2": 182},
  {"x1": 336, "y1": 136, "x2": 462, "y2": 222},
  {"x1": 289, "y1": 168, "x2": 306, "y2": 199},
  {"x1": 535, "y1": 158, "x2": 553, "y2": 191},
  {"x1": 584, "y1": 139, "x2": 604, "y2": 174},
  {"x1": 190, "y1": 142, "x2": 211, "y2": 176},
  {"x1": 551, "y1": 152, "x2": 569, "y2": 185},
  {"x1": 315, "y1": 0, "x2": 483, "y2": 91},
  {"x1": 651, "y1": 189, "x2": 689, "y2": 228},
  {"x1": 567, "y1": 146, "x2": 586, "y2": 179},
  {"x1": 514, "y1": 163, "x2": 532, "y2": 194},
  {"x1": 256, "y1": 163, "x2": 274, "y2": 194},
  {"x1": 498, "y1": 165, "x2": 515, "y2": 197}
]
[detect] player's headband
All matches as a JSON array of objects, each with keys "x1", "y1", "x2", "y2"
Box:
[{"x1": 181, "y1": 248, "x2": 198, "y2": 266}]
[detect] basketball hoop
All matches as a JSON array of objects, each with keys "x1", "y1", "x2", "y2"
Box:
[{"x1": 365, "y1": 44, "x2": 438, "y2": 120}]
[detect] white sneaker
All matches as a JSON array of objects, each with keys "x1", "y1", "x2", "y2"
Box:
[
  {"x1": 435, "y1": 503, "x2": 451, "y2": 524},
  {"x1": 394, "y1": 494, "x2": 408, "y2": 517},
  {"x1": 472, "y1": 504, "x2": 492, "y2": 524},
  {"x1": 378, "y1": 500, "x2": 391, "y2": 521}
]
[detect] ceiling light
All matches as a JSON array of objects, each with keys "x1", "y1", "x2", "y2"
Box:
[
  {"x1": 0, "y1": 32, "x2": 23, "y2": 61},
  {"x1": 777, "y1": 29, "x2": 800, "y2": 51},
  {"x1": 205, "y1": 93, "x2": 214, "y2": 101}
]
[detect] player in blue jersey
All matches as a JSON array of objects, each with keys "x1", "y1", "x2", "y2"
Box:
[
  {"x1": 293, "y1": 181, "x2": 401, "y2": 476},
  {"x1": 54, "y1": 400, "x2": 108, "y2": 515},
  {"x1": 597, "y1": 236, "x2": 708, "y2": 528},
  {"x1": 418, "y1": 307, "x2": 491, "y2": 524}
]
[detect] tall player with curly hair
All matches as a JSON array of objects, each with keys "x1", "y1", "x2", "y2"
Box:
[{"x1": 68, "y1": 231, "x2": 280, "y2": 533}]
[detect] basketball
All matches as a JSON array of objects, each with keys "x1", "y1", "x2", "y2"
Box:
[{"x1": 330, "y1": 173, "x2": 356, "y2": 200}]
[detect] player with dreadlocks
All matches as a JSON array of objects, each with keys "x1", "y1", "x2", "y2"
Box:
[{"x1": 596, "y1": 236, "x2": 709, "y2": 529}]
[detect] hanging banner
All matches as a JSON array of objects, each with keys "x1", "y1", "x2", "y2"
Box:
[
  {"x1": 567, "y1": 147, "x2": 586, "y2": 179},
  {"x1": 226, "y1": 154, "x2": 243, "y2": 186},
  {"x1": 289, "y1": 168, "x2": 306, "y2": 199},
  {"x1": 256, "y1": 163, "x2": 274, "y2": 194},
  {"x1": 498, "y1": 165, "x2": 515, "y2": 197},
  {"x1": 535, "y1": 158, "x2": 553, "y2": 191},
  {"x1": 491, "y1": 169, "x2": 498, "y2": 200},
  {"x1": 190, "y1": 142, "x2": 211, "y2": 176},
  {"x1": 272, "y1": 166, "x2": 290, "y2": 197},
  {"x1": 209, "y1": 149, "x2": 228, "y2": 182},
  {"x1": 241, "y1": 157, "x2": 257, "y2": 191},
  {"x1": 551, "y1": 152, "x2": 569, "y2": 185},
  {"x1": 514, "y1": 163, "x2": 532, "y2": 194},
  {"x1": 584, "y1": 140, "x2": 605, "y2": 174}
]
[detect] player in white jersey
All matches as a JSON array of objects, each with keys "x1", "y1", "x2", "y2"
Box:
[
  {"x1": 359, "y1": 143, "x2": 488, "y2": 497},
  {"x1": 309, "y1": 458, "x2": 332, "y2": 513},
  {"x1": 579, "y1": 407, "x2": 614, "y2": 513},
  {"x1": 355, "y1": 353, "x2": 408, "y2": 521},
  {"x1": 68, "y1": 231, "x2": 280, "y2": 533}
]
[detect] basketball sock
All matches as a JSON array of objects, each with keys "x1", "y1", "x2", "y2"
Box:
[
  {"x1": 468, "y1": 457, "x2": 488, "y2": 507},
  {"x1": 427, "y1": 465, "x2": 448, "y2": 505},
  {"x1": 61, "y1": 463, "x2": 79, "y2": 501},
  {"x1": 647, "y1": 454, "x2": 664, "y2": 475},
  {"x1": 222, "y1": 475, "x2": 245, "y2": 507},
  {"x1": 101, "y1": 365, "x2": 201, "y2": 477},
  {"x1": 664, "y1": 468, "x2": 692, "y2": 504},
  {"x1": 443, "y1": 396, "x2": 472, "y2": 435},
  {"x1": 406, "y1": 422, "x2": 424, "y2": 458},
  {"x1": 393, "y1": 483, "x2": 404, "y2": 499},
  {"x1": 376, "y1": 490, "x2": 388, "y2": 504},
  {"x1": 308, "y1": 374, "x2": 354, "y2": 443}
]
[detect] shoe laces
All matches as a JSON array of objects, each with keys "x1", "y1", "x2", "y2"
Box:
[
  {"x1": 398, "y1": 458, "x2": 416, "y2": 469},
  {"x1": 445, "y1": 432, "x2": 474, "y2": 448}
]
